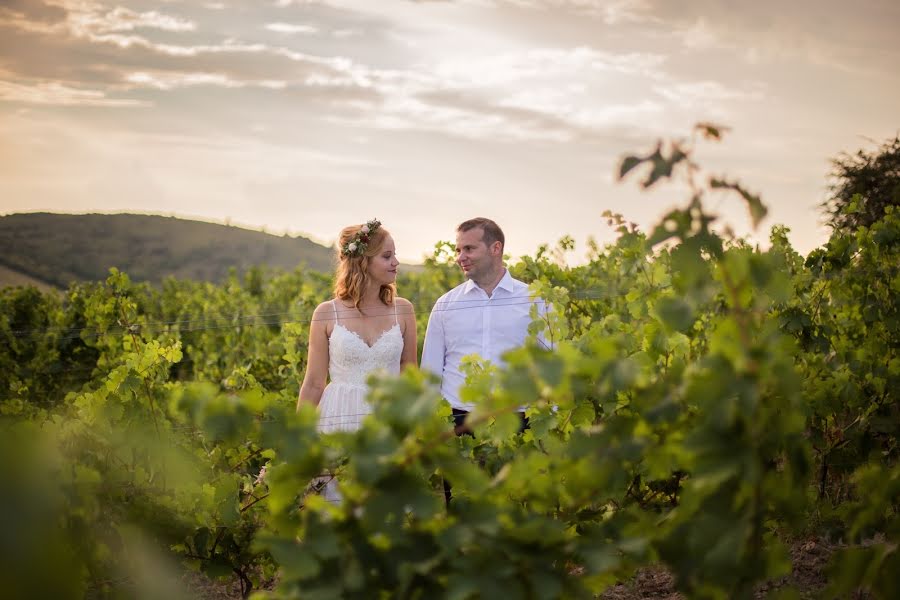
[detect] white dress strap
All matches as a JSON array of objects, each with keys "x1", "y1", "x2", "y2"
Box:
[
  {"x1": 332, "y1": 299, "x2": 340, "y2": 325},
  {"x1": 394, "y1": 300, "x2": 399, "y2": 325}
]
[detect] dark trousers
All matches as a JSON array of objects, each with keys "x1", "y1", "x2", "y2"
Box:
[
  {"x1": 443, "y1": 409, "x2": 529, "y2": 505},
  {"x1": 451, "y1": 409, "x2": 530, "y2": 434}
]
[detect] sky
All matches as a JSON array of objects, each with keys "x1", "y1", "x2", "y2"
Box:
[{"x1": 1, "y1": 0, "x2": 898, "y2": 264}]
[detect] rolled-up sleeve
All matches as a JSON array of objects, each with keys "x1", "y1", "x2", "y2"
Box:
[{"x1": 420, "y1": 300, "x2": 446, "y2": 379}]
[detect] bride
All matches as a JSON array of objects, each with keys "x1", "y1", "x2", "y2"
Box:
[{"x1": 296, "y1": 219, "x2": 417, "y2": 496}]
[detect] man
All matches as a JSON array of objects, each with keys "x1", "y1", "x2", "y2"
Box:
[{"x1": 421, "y1": 217, "x2": 551, "y2": 433}]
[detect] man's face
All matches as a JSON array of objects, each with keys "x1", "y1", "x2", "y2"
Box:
[{"x1": 455, "y1": 227, "x2": 499, "y2": 282}]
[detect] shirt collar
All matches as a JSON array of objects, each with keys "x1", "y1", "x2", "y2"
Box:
[{"x1": 462, "y1": 268, "x2": 513, "y2": 295}]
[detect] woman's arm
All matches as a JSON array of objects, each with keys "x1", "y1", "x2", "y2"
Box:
[
  {"x1": 297, "y1": 302, "x2": 331, "y2": 410},
  {"x1": 397, "y1": 297, "x2": 418, "y2": 370}
]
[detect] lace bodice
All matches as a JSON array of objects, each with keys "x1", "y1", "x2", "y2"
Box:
[{"x1": 327, "y1": 301, "x2": 403, "y2": 387}]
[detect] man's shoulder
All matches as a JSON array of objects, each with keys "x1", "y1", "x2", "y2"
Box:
[
  {"x1": 503, "y1": 274, "x2": 534, "y2": 296},
  {"x1": 433, "y1": 281, "x2": 469, "y2": 305},
  {"x1": 502, "y1": 276, "x2": 549, "y2": 308}
]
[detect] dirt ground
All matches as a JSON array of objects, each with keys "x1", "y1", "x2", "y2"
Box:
[
  {"x1": 183, "y1": 571, "x2": 260, "y2": 600},
  {"x1": 601, "y1": 537, "x2": 839, "y2": 600},
  {"x1": 188, "y1": 536, "x2": 852, "y2": 599}
]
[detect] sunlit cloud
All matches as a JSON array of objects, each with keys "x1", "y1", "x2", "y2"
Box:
[
  {"x1": 498, "y1": 0, "x2": 650, "y2": 23},
  {"x1": 67, "y1": 6, "x2": 196, "y2": 35},
  {"x1": 0, "y1": 79, "x2": 149, "y2": 107},
  {"x1": 433, "y1": 47, "x2": 666, "y2": 87},
  {"x1": 652, "y1": 81, "x2": 766, "y2": 107},
  {"x1": 264, "y1": 22, "x2": 318, "y2": 34},
  {"x1": 123, "y1": 71, "x2": 288, "y2": 90},
  {"x1": 0, "y1": 1, "x2": 828, "y2": 147},
  {"x1": 273, "y1": 0, "x2": 321, "y2": 7}
]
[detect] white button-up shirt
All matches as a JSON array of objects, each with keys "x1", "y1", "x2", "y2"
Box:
[{"x1": 420, "y1": 270, "x2": 551, "y2": 411}]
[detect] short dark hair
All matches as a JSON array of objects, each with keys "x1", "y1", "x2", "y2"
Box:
[{"x1": 457, "y1": 217, "x2": 505, "y2": 250}]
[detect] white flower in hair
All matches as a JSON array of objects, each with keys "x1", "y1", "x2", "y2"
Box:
[{"x1": 341, "y1": 218, "x2": 380, "y2": 257}]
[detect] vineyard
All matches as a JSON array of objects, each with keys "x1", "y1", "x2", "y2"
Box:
[{"x1": 1, "y1": 131, "x2": 898, "y2": 599}]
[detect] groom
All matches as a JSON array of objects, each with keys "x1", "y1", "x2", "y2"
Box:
[{"x1": 421, "y1": 217, "x2": 551, "y2": 434}]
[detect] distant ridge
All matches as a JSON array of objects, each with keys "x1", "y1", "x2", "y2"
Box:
[{"x1": 0, "y1": 213, "x2": 338, "y2": 288}]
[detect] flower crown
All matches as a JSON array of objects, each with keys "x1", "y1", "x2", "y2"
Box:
[{"x1": 340, "y1": 218, "x2": 381, "y2": 258}]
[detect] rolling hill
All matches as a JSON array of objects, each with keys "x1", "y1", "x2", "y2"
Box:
[{"x1": 0, "y1": 213, "x2": 340, "y2": 289}]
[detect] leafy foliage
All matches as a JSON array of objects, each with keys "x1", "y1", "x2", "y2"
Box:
[
  {"x1": 1, "y1": 129, "x2": 898, "y2": 599},
  {"x1": 823, "y1": 134, "x2": 900, "y2": 232}
]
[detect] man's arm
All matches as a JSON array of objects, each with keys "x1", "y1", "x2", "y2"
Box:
[{"x1": 420, "y1": 301, "x2": 446, "y2": 378}]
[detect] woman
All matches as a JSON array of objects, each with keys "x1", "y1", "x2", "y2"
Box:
[{"x1": 296, "y1": 218, "x2": 417, "y2": 434}]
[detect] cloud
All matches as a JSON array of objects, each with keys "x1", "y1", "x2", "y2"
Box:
[
  {"x1": 0, "y1": 0, "x2": 67, "y2": 23},
  {"x1": 638, "y1": 0, "x2": 900, "y2": 75},
  {"x1": 0, "y1": 0, "x2": 424, "y2": 117},
  {"x1": 424, "y1": 0, "x2": 899, "y2": 77},
  {"x1": 0, "y1": 1, "x2": 196, "y2": 37},
  {"x1": 652, "y1": 80, "x2": 765, "y2": 107},
  {"x1": 348, "y1": 46, "x2": 665, "y2": 141},
  {"x1": 433, "y1": 46, "x2": 665, "y2": 87},
  {"x1": 264, "y1": 22, "x2": 318, "y2": 34},
  {"x1": 0, "y1": 79, "x2": 149, "y2": 106},
  {"x1": 68, "y1": 6, "x2": 197, "y2": 35},
  {"x1": 405, "y1": 87, "x2": 658, "y2": 142},
  {"x1": 0, "y1": 0, "x2": 803, "y2": 146},
  {"x1": 0, "y1": 3, "x2": 382, "y2": 103},
  {"x1": 497, "y1": 0, "x2": 648, "y2": 24},
  {"x1": 291, "y1": 42, "x2": 671, "y2": 144},
  {"x1": 123, "y1": 71, "x2": 287, "y2": 90}
]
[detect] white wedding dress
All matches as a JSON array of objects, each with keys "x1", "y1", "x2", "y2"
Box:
[{"x1": 315, "y1": 299, "x2": 403, "y2": 501}]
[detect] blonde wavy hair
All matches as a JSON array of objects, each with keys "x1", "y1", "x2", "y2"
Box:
[{"x1": 334, "y1": 223, "x2": 395, "y2": 312}]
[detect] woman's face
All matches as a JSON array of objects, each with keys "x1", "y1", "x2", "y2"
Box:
[{"x1": 366, "y1": 234, "x2": 399, "y2": 285}]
